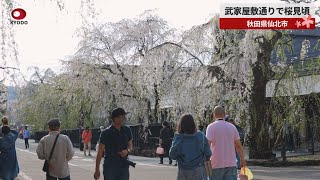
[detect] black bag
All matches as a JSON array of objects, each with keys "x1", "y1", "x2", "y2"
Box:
[
  {"x1": 80, "y1": 141, "x2": 84, "y2": 151},
  {"x1": 42, "y1": 160, "x2": 49, "y2": 172},
  {"x1": 43, "y1": 134, "x2": 60, "y2": 172}
]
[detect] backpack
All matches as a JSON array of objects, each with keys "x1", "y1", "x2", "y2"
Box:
[{"x1": 177, "y1": 133, "x2": 205, "y2": 170}]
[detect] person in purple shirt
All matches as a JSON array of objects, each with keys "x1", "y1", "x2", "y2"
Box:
[{"x1": 23, "y1": 126, "x2": 30, "y2": 149}]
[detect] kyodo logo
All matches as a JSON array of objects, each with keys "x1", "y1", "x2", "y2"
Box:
[{"x1": 11, "y1": 8, "x2": 28, "y2": 25}]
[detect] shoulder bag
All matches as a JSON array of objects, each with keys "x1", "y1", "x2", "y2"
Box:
[{"x1": 42, "y1": 134, "x2": 60, "y2": 172}]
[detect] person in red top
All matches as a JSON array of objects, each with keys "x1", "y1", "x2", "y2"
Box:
[{"x1": 82, "y1": 126, "x2": 92, "y2": 156}]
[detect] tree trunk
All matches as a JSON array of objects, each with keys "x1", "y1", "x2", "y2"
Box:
[
  {"x1": 248, "y1": 31, "x2": 282, "y2": 159},
  {"x1": 154, "y1": 83, "x2": 160, "y2": 123},
  {"x1": 248, "y1": 57, "x2": 270, "y2": 159},
  {"x1": 145, "y1": 99, "x2": 152, "y2": 124}
]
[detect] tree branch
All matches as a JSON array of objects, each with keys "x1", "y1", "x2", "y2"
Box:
[
  {"x1": 148, "y1": 42, "x2": 205, "y2": 66},
  {"x1": 0, "y1": 66, "x2": 19, "y2": 70}
]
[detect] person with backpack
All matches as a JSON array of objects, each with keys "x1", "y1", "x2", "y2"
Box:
[
  {"x1": 169, "y1": 114, "x2": 212, "y2": 180},
  {"x1": 159, "y1": 121, "x2": 173, "y2": 164}
]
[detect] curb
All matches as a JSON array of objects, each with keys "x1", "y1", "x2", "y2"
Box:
[{"x1": 246, "y1": 159, "x2": 320, "y2": 167}]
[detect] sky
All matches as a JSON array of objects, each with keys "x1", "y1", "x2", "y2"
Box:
[
  {"x1": 6, "y1": 0, "x2": 318, "y2": 85},
  {"x1": 13, "y1": 0, "x2": 224, "y2": 72}
]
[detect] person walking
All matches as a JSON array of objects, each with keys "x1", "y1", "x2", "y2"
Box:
[
  {"x1": 23, "y1": 126, "x2": 30, "y2": 149},
  {"x1": 79, "y1": 126, "x2": 84, "y2": 151},
  {"x1": 0, "y1": 126, "x2": 19, "y2": 180},
  {"x1": 169, "y1": 114, "x2": 212, "y2": 180},
  {"x1": 159, "y1": 121, "x2": 173, "y2": 165},
  {"x1": 82, "y1": 126, "x2": 92, "y2": 156},
  {"x1": 94, "y1": 108, "x2": 133, "y2": 180},
  {"x1": 96, "y1": 126, "x2": 104, "y2": 152},
  {"x1": 227, "y1": 118, "x2": 244, "y2": 169},
  {"x1": 206, "y1": 106, "x2": 246, "y2": 180},
  {"x1": 36, "y1": 119, "x2": 75, "y2": 180}
]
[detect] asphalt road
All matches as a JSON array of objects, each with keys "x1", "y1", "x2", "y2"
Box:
[{"x1": 13, "y1": 139, "x2": 320, "y2": 180}]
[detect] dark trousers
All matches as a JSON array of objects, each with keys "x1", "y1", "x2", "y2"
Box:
[
  {"x1": 80, "y1": 138, "x2": 84, "y2": 151},
  {"x1": 24, "y1": 138, "x2": 29, "y2": 148},
  {"x1": 103, "y1": 167, "x2": 129, "y2": 180},
  {"x1": 46, "y1": 174, "x2": 70, "y2": 180},
  {"x1": 159, "y1": 144, "x2": 172, "y2": 164}
]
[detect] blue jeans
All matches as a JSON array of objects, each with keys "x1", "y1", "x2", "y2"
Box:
[
  {"x1": 46, "y1": 174, "x2": 70, "y2": 180},
  {"x1": 177, "y1": 166, "x2": 207, "y2": 180},
  {"x1": 210, "y1": 167, "x2": 237, "y2": 180}
]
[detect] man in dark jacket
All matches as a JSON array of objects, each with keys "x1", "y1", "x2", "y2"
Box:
[
  {"x1": 159, "y1": 121, "x2": 173, "y2": 165},
  {"x1": 94, "y1": 108, "x2": 133, "y2": 180}
]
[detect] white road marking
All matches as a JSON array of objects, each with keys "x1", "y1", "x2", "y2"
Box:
[
  {"x1": 73, "y1": 156, "x2": 81, "y2": 159},
  {"x1": 68, "y1": 163, "x2": 79, "y2": 167},
  {"x1": 82, "y1": 159, "x2": 94, "y2": 162},
  {"x1": 75, "y1": 151, "x2": 97, "y2": 156},
  {"x1": 19, "y1": 172, "x2": 33, "y2": 180},
  {"x1": 136, "y1": 163, "x2": 177, "y2": 169},
  {"x1": 75, "y1": 152, "x2": 83, "y2": 155}
]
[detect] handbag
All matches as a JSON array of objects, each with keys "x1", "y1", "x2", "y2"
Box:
[
  {"x1": 156, "y1": 145, "x2": 164, "y2": 155},
  {"x1": 238, "y1": 167, "x2": 248, "y2": 180},
  {"x1": 43, "y1": 134, "x2": 60, "y2": 172}
]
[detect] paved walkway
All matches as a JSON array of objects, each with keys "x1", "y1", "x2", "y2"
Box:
[{"x1": 13, "y1": 139, "x2": 320, "y2": 180}]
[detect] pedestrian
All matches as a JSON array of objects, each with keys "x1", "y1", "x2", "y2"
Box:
[
  {"x1": 159, "y1": 121, "x2": 173, "y2": 165},
  {"x1": 0, "y1": 126, "x2": 19, "y2": 180},
  {"x1": 138, "y1": 124, "x2": 144, "y2": 147},
  {"x1": 206, "y1": 106, "x2": 246, "y2": 180},
  {"x1": 36, "y1": 119, "x2": 75, "y2": 180},
  {"x1": 0, "y1": 116, "x2": 9, "y2": 137},
  {"x1": 169, "y1": 114, "x2": 212, "y2": 180},
  {"x1": 227, "y1": 118, "x2": 244, "y2": 169},
  {"x1": 82, "y1": 126, "x2": 92, "y2": 156},
  {"x1": 96, "y1": 126, "x2": 104, "y2": 152},
  {"x1": 79, "y1": 126, "x2": 84, "y2": 151},
  {"x1": 94, "y1": 108, "x2": 133, "y2": 180},
  {"x1": 23, "y1": 126, "x2": 30, "y2": 149},
  {"x1": 98, "y1": 126, "x2": 104, "y2": 139}
]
